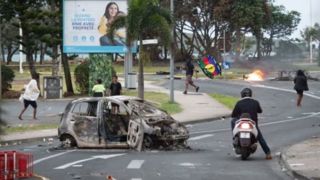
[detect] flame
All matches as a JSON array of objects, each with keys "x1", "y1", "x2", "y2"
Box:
[{"x1": 246, "y1": 70, "x2": 264, "y2": 81}]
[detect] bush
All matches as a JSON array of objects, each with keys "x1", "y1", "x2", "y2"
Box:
[
  {"x1": 74, "y1": 61, "x2": 89, "y2": 94},
  {"x1": 74, "y1": 58, "x2": 117, "y2": 95},
  {"x1": 1, "y1": 65, "x2": 15, "y2": 94}
]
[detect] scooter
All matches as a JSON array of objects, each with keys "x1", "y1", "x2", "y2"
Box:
[{"x1": 232, "y1": 117, "x2": 258, "y2": 160}]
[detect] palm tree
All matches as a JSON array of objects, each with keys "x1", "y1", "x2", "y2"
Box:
[{"x1": 108, "y1": 0, "x2": 172, "y2": 100}]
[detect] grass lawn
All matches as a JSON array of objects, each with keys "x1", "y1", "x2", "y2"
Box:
[
  {"x1": 209, "y1": 93, "x2": 239, "y2": 109},
  {"x1": 123, "y1": 90, "x2": 182, "y2": 114},
  {"x1": 5, "y1": 124, "x2": 58, "y2": 134}
]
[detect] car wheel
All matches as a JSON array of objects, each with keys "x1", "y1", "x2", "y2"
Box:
[
  {"x1": 143, "y1": 135, "x2": 153, "y2": 149},
  {"x1": 61, "y1": 135, "x2": 77, "y2": 148}
]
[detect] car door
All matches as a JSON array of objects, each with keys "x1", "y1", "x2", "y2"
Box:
[
  {"x1": 71, "y1": 101, "x2": 100, "y2": 146},
  {"x1": 125, "y1": 101, "x2": 144, "y2": 151}
]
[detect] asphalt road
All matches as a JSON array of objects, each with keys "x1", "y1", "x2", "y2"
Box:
[{"x1": 2, "y1": 78, "x2": 320, "y2": 180}]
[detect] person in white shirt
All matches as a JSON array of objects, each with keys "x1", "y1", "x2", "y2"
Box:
[{"x1": 18, "y1": 78, "x2": 40, "y2": 120}]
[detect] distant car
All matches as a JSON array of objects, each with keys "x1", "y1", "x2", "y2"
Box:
[{"x1": 58, "y1": 96, "x2": 189, "y2": 150}]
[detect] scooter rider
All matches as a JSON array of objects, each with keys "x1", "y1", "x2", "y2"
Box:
[{"x1": 231, "y1": 88, "x2": 272, "y2": 160}]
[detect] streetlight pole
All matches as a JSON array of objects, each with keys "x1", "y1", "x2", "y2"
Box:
[
  {"x1": 310, "y1": 0, "x2": 313, "y2": 63},
  {"x1": 19, "y1": 22, "x2": 24, "y2": 74},
  {"x1": 223, "y1": 29, "x2": 226, "y2": 63},
  {"x1": 169, "y1": 0, "x2": 174, "y2": 102},
  {"x1": 0, "y1": 23, "x2": 2, "y2": 100}
]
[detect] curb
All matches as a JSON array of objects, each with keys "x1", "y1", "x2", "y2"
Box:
[
  {"x1": 0, "y1": 135, "x2": 58, "y2": 147},
  {"x1": 180, "y1": 114, "x2": 231, "y2": 125},
  {"x1": 279, "y1": 147, "x2": 311, "y2": 180}
]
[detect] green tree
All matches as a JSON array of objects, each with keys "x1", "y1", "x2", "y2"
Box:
[
  {"x1": 108, "y1": 0, "x2": 172, "y2": 99},
  {"x1": 262, "y1": 5, "x2": 300, "y2": 56},
  {"x1": 0, "y1": 0, "x2": 45, "y2": 80},
  {"x1": 41, "y1": 0, "x2": 61, "y2": 76},
  {"x1": 0, "y1": 18, "x2": 19, "y2": 64}
]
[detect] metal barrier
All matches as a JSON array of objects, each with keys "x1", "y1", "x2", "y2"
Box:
[{"x1": 0, "y1": 151, "x2": 33, "y2": 179}]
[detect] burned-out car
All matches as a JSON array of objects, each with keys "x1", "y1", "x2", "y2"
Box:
[{"x1": 58, "y1": 96, "x2": 189, "y2": 150}]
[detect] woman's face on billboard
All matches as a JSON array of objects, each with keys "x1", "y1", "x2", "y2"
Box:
[{"x1": 108, "y1": 4, "x2": 118, "y2": 18}]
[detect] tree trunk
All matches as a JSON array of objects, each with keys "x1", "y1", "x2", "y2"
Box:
[
  {"x1": 26, "y1": 50, "x2": 40, "y2": 90},
  {"x1": 40, "y1": 43, "x2": 46, "y2": 65},
  {"x1": 1, "y1": 45, "x2": 5, "y2": 63},
  {"x1": 6, "y1": 46, "x2": 18, "y2": 65},
  {"x1": 61, "y1": 52, "x2": 74, "y2": 95},
  {"x1": 51, "y1": 45, "x2": 59, "y2": 76},
  {"x1": 6, "y1": 45, "x2": 12, "y2": 65},
  {"x1": 256, "y1": 30, "x2": 262, "y2": 60},
  {"x1": 34, "y1": 48, "x2": 38, "y2": 63},
  {"x1": 138, "y1": 38, "x2": 144, "y2": 100},
  {"x1": 235, "y1": 28, "x2": 241, "y2": 61}
]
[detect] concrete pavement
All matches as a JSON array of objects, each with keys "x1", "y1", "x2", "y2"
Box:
[
  {"x1": 281, "y1": 137, "x2": 320, "y2": 180},
  {"x1": 1, "y1": 79, "x2": 319, "y2": 180}
]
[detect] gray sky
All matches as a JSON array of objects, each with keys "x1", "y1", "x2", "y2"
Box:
[{"x1": 274, "y1": 0, "x2": 320, "y2": 39}]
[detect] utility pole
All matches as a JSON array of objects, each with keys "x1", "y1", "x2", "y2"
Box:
[
  {"x1": 19, "y1": 22, "x2": 24, "y2": 74},
  {"x1": 169, "y1": 0, "x2": 174, "y2": 102},
  {"x1": 0, "y1": 22, "x2": 2, "y2": 100},
  {"x1": 223, "y1": 29, "x2": 226, "y2": 63},
  {"x1": 310, "y1": 0, "x2": 313, "y2": 63}
]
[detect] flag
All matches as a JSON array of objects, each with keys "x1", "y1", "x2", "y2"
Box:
[{"x1": 197, "y1": 55, "x2": 222, "y2": 79}]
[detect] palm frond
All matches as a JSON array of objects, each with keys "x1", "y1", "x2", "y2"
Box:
[{"x1": 107, "y1": 16, "x2": 126, "y2": 44}]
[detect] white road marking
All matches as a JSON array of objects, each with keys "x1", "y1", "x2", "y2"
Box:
[
  {"x1": 302, "y1": 112, "x2": 317, "y2": 115},
  {"x1": 34, "y1": 150, "x2": 76, "y2": 165},
  {"x1": 290, "y1": 163, "x2": 305, "y2": 167},
  {"x1": 179, "y1": 162, "x2": 196, "y2": 168},
  {"x1": 189, "y1": 134, "x2": 214, "y2": 141},
  {"x1": 190, "y1": 112, "x2": 320, "y2": 135},
  {"x1": 54, "y1": 154, "x2": 125, "y2": 169},
  {"x1": 252, "y1": 84, "x2": 320, "y2": 100},
  {"x1": 127, "y1": 160, "x2": 145, "y2": 169},
  {"x1": 131, "y1": 178, "x2": 142, "y2": 180}
]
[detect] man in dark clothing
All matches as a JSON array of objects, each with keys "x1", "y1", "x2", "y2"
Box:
[
  {"x1": 231, "y1": 88, "x2": 272, "y2": 160},
  {"x1": 294, "y1": 69, "x2": 309, "y2": 107},
  {"x1": 183, "y1": 55, "x2": 199, "y2": 94},
  {"x1": 109, "y1": 75, "x2": 122, "y2": 113}
]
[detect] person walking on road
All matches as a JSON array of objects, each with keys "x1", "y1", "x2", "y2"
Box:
[
  {"x1": 109, "y1": 75, "x2": 122, "y2": 113},
  {"x1": 231, "y1": 88, "x2": 272, "y2": 160},
  {"x1": 18, "y1": 78, "x2": 40, "y2": 120},
  {"x1": 92, "y1": 79, "x2": 106, "y2": 97},
  {"x1": 183, "y1": 55, "x2": 199, "y2": 94},
  {"x1": 294, "y1": 69, "x2": 309, "y2": 107}
]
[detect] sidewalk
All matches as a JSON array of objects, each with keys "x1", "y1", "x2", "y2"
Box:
[
  {"x1": 281, "y1": 137, "x2": 320, "y2": 180},
  {"x1": 0, "y1": 81, "x2": 231, "y2": 144}
]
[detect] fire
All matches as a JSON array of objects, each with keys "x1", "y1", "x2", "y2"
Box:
[{"x1": 246, "y1": 70, "x2": 264, "y2": 81}]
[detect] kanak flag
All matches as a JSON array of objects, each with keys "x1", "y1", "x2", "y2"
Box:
[{"x1": 197, "y1": 55, "x2": 222, "y2": 79}]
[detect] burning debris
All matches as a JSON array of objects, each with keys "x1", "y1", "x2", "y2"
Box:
[{"x1": 243, "y1": 70, "x2": 265, "y2": 81}]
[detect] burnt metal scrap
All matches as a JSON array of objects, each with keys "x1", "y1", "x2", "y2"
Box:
[
  {"x1": 272, "y1": 70, "x2": 319, "y2": 81},
  {"x1": 58, "y1": 96, "x2": 189, "y2": 151}
]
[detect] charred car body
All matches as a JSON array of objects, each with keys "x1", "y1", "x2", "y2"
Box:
[{"x1": 58, "y1": 96, "x2": 189, "y2": 150}]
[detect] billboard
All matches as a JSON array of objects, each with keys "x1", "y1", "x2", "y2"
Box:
[{"x1": 63, "y1": 0, "x2": 133, "y2": 53}]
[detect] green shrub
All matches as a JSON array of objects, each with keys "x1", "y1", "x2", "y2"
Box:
[
  {"x1": 1, "y1": 65, "x2": 15, "y2": 94},
  {"x1": 74, "y1": 61, "x2": 89, "y2": 94},
  {"x1": 74, "y1": 57, "x2": 117, "y2": 95},
  {"x1": 88, "y1": 54, "x2": 116, "y2": 95}
]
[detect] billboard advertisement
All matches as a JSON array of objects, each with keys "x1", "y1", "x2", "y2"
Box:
[{"x1": 63, "y1": 0, "x2": 133, "y2": 53}]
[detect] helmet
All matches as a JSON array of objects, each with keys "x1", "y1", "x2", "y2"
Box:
[{"x1": 241, "y1": 88, "x2": 252, "y2": 98}]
